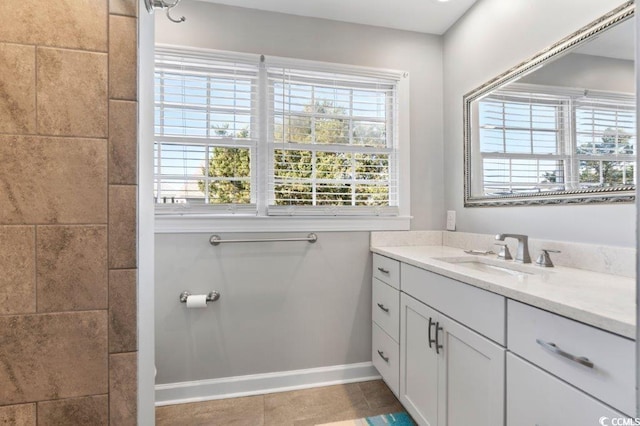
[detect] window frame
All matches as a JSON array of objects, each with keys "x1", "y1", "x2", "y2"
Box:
[
  {"x1": 153, "y1": 46, "x2": 411, "y2": 233},
  {"x1": 266, "y1": 62, "x2": 399, "y2": 216},
  {"x1": 472, "y1": 83, "x2": 636, "y2": 197},
  {"x1": 476, "y1": 91, "x2": 569, "y2": 195},
  {"x1": 572, "y1": 98, "x2": 636, "y2": 188}
]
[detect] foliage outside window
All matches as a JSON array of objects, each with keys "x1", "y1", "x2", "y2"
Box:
[
  {"x1": 477, "y1": 85, "x2": 635, "y2": 196},
  {"x1": 268, "y1": 67, "x2": 396, "y2": 215},
  {"x1": 154, "y1": 49, "x2": 401, "y2": 217}
]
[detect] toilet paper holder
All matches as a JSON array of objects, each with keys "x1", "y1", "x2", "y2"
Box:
[{"x1": 179, "y1": 291, "x2": 221, "y2": 304}]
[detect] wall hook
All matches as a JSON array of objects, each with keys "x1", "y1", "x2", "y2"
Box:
[{"x1": 144, "y1": 0, "x2": 186, "y2": 23}]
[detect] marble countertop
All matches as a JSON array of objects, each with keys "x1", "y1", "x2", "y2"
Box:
[{"x1": 371, "y1": 245, "x2": 636, "y2": 340}]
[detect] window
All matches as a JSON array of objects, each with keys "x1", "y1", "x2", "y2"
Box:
[
  {"x1": 478, "y1": 93, "x2": 567, "y2": 195},
  {"x1": 574, "y1": 98, "x2": 635, "y2": 187},
  {"x1": 154, "y1": 48, "x2": 407, "y2": 227},
  {"x1": 268, "y1": 65, "x2": 397, "y2": 216},
  {"x1": 154, "y1": 51, "x2": 259, "y2": 214},
  {"x1": 476, "y1": 85, "x2": 636, "y2": 196}
]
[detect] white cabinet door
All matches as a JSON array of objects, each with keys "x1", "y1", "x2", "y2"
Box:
[
  {"x1": 400, "y1": 293, "x2": 505, "y2": 426},
  {"x1": 400, "y1": 294, "x2": 439, "y2": 426},
  {"x1": 507, "y1": 353, "x2": 625, "y2": 425},
  {"x1": 438, "y1": 315, "x2": 505, "y2": 426}
]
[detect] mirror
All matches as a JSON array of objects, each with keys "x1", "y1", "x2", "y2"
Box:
[{"x1": 464, "y1": 2, "x2": 635, "y2": 207}]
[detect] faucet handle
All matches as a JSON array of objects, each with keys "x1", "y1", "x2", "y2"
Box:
[
  {"x1": 494, "y1": 243, "x2": 513, "y2": 260},
  {"x1": 536, "y1": 249, "x2": 561, "y2": 267}
]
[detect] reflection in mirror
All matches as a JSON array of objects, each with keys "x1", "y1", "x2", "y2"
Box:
[{"x1": 464, "y1": 2, "x2": 635, "y2": 206}]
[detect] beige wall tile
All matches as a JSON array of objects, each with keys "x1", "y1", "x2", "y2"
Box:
[
  {"x1": 109, "y1": 269, "x2": 137, "y2": 353},
  {"x1": 37, "y1": 48, "x2": 108, "y2": 138},
  {"x1": 0, "y1": 136, "x2": 107, "y2": 224},
  {"x1": 109, "y1": 101, "x2": 137, "y2": 185},
  {"x1": 0, "y1": 1, "x2": 107, "y2": 51},
  {"x1": 0, "y1": 311, "x2": 108, "y2": 405},
  {"x1": 37, "y1": 395, "x2": 108, "y2": 426},
  {"x1": 0, "y1": 226, "x2": 35, "y2": 315},
  {"x1": 37, "y1": 226, "x2": 108, "y2": 313},
  {"x1": 108, "y1": 186, "x2": 137, "y2": 269},
  {"x1": 109, "y1": 352, "x2": 137, "y2": 426},
  {"x1": 0, "y1": 403, "x2": 35, "y2": 426},
  {"x1": 109, "y1": 16, "x2": 137, "y2": 100},
  {"x1": 0, "y1": 43, "x2": 36, "y2": 134},
  {"x1": 110, "y1": 0, "x2": 138, "y2": 17},
  {"x1": 0, "y1": 0, "x2": 139, "y2": 420}
]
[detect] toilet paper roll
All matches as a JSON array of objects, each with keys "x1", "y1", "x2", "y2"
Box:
[{"x1": 186, "y1": 294, "x2": 208, "y2": 308}]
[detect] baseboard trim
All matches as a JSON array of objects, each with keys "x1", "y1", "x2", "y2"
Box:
[{"x1": 155, "y1": 362, "x2": 381, "y2": 406}]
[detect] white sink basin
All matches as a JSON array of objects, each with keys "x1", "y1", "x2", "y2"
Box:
[{"x1": 435, "y1": 256, "x2": 541, "y2": 277}]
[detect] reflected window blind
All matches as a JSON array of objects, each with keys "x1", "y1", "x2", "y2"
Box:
[
  {"x1": 478, "y1": 92, "x2": 567, "y2": 195},
  {"x1": 267, "y1": 66, "x2": 399, "y2": 216},
  {"x1": 575, "y1": 97, "x2": 636, "y2": 186},
  {"x1": 154, "y1": 48, "x2": 259, "y2": 213}
]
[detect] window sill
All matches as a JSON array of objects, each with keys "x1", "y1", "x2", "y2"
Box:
[{"x1": 154, "y1": 215, "x2": 412, "y2": 233}]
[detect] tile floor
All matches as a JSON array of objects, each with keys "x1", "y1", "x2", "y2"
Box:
[{"x1": 156, "y1": 380, "x2": 406, "y2": 426}]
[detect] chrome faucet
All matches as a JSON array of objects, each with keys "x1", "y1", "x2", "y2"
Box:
[{"x1": 495, "y1": 234, "x2": 531, "y2": 264}]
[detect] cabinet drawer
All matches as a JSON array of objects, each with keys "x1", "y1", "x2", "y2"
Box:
[
  {"x1": 373, "y1": 254, "x2": 400, "y2": 289},
  {"x1": 401, "y1": 263, "x2": 505, "y2": 344},
  {"x1": 373, "y1": 278, "x2": 400, "y2": 342},
  {"x1": 507, "y1": 300, "x2": 635, "y2": 415},
  {"x1": 372, "y1": 322, "x2": 399, "y2": 397},
  {"x1": 507, "y1": 353, "x2": 626, "y2": 425}
]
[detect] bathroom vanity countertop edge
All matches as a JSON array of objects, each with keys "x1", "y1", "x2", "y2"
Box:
[{"x1": 371, "y1": 245, "x2": 635, "y2": 340}]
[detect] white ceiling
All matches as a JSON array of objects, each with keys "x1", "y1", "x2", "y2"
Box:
[{"x1": 194, "y1": 0, "x2": 478, "y2": 35}]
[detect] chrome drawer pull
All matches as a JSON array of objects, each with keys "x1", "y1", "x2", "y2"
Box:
[
  {"x1": 377, "y1": 267, "x2": 390, "y2": 274},
  {"x1": 377, "y1": 303, "x2": 390, "y2": 313},
  {"x1": 536, "y1": 339, "x2": 594, "y2": 369},
  {"x1": 377, "y1": 350, "x2": 389, "y2": 363}
]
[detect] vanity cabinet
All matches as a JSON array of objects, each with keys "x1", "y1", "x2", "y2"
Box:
[
  {"x1": 371, "y1": 250, "x2": 633, "y2": 426},
  {"x1": 399, "y1": 269, "x2": 505, "y2": 426},
  {"x1": 372, "y1": 255, "x2": 401, "y2": 396}
]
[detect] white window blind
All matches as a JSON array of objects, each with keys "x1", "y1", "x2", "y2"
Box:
[
  {"x1": 575, "y1": 97, "x2": 636, "y2": 187},
  {"x1": 154, "y1": 49, "x2": 259, "y2": 214},
  {"x1": 153, "y1": 47, "x2": 403, "y2": 219},
  {"x1": 267, "y1": 66, "x2": 399, "y2": 216},
  {"x1": 478, "y1": 92, "x2": 567, "y2": 195},
  {"x1": 477, "y1": 86, "x2": 636, "y2": 196}
]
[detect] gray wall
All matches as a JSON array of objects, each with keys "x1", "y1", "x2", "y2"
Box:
[
  {"x1": 155, "y1": 2, "x2": 445, "y2": 383},
  {"x1": 443, "y1": 0, "x2": 635, "y2": 247},
  {"x1": 155, "y1": 232, "x2": 372, "y2": 384},
  {"x1": 520, "y1": 53, "x2": 634, "y2": 93}
]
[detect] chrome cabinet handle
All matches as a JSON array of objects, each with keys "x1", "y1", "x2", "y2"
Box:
[
  {"x1": 377, "y1": 350, "x2": 389, "y2": 363},
  {"x1": 536, "y1": 339, "x2": 594, "y2": 369},
  {"x1": 377, "y1": 267, "x2": 390, "y2": 274},
  {"x1": 377, "y1": 303, "x2": 389, "y2": 313},
  {"x1": 435, "y1": 322, "x2": 443, "y2": 354},
  {"x1": 428, "y1": 317, "x2": 436, "y2": 349}
]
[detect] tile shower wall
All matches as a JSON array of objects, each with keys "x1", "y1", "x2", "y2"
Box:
[{"x1": 0, "y1": 1, "x2": 138, "y2": 425}]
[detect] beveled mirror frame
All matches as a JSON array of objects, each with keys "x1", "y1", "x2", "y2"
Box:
[{"x1": 463, "y1": 1, "x2": 635, "y2": 207}]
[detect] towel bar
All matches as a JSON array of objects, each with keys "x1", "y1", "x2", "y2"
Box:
[{"x1": 209, "y1": 233, "x2": 318, "y2": 246}]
